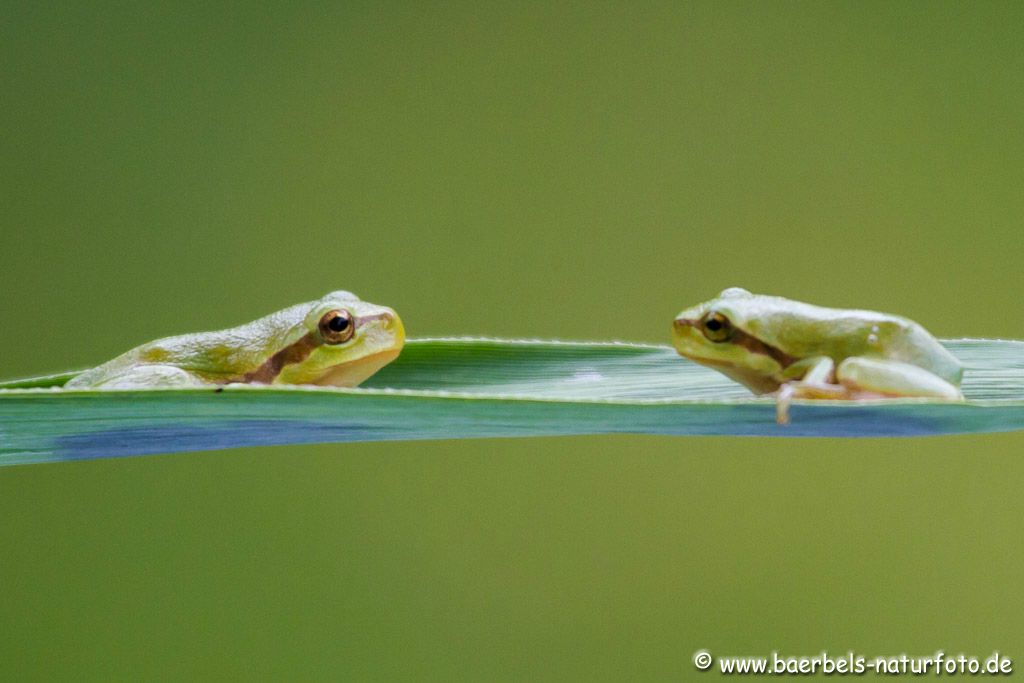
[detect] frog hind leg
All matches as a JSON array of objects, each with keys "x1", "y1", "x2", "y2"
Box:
[
  {"x1": 835, "y1": 357, "x2": 963, "y2": 400},
  {"x1": 776, "y1": 356, "x2": 962, "y2": 425},
  {"x1": 80, "y1": 365, "x2": 207, "y2": 389}
]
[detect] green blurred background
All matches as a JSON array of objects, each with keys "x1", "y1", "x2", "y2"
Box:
[{"x1": 2, "y1": 1, "x2": 1023, "y2": 679}]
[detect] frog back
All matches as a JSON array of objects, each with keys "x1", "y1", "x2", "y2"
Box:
[{"x1": 729, "y1": 296, "x2": 963, "y2": 384}]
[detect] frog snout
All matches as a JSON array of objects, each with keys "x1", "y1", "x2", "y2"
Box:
[
  {"x1": 362, "y1": 309, "x2": 405, "y2": 345},
  {"x1": 671, "y1": 317, "x2": 699, "y2": 351},
  {"x1": 385, "y1": 311, "x2": 405, "y2": 340},
  {"x1": 673, "y1": 317, "x2": 697, "y2": 335}
]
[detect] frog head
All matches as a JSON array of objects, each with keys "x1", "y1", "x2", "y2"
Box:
[
  {"x1": 671, "y1": 287, "x2": 790, "y2": 394},
  {"x1": 268, "y1": 290, "x2": 405, "y2": 387}
]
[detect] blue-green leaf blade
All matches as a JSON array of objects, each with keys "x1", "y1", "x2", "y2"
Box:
[{"x1": 1, "y1": 338, "x2": 1022, "y2": 465}]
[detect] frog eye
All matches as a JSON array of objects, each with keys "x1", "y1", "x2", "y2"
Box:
[
  {"x1": 701, "y1": 311, "x2": 732, "y2": 342},
  {"x1": 318, "y1": 309, "x2": 355, "y2": 344}
]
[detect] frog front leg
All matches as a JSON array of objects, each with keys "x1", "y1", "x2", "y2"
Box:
[
  {"x1": 776, "y1": 356, "x2": 963, "y2": 425},
  {"x1": 776, "y1": 356, "x2": 845, "y2": 424}
]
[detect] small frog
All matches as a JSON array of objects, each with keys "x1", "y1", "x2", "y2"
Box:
[
  {"x1": 65, "y1": 291, "x2": 404, "y2": 389},
  {"x1": 671, "y1": 288, "x2": 963, "y2": 424}
]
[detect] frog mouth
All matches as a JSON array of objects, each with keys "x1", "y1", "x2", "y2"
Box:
[{"x1": 311, "y1": 346, "x2": 403, "y2": 387}]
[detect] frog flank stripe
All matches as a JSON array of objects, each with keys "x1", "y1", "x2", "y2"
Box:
[
  {"x1": 238, "y1": 331, "x2": 322, "y2": 384},
  {"x1": 729, "y1": 326, "x2": 798, "y2": 368}
]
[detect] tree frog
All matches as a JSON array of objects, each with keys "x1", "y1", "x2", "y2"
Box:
[
  {"x1": 671, "y1": 287, "x2": 963, "y2": 424},
  {"x1": 65, "y1": 291, "x2": 404, "y2": 389}
]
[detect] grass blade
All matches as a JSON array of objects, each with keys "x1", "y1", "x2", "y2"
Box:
[{"x1": 1, "y1": 338, "x2": 1022, "y2": 465}]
